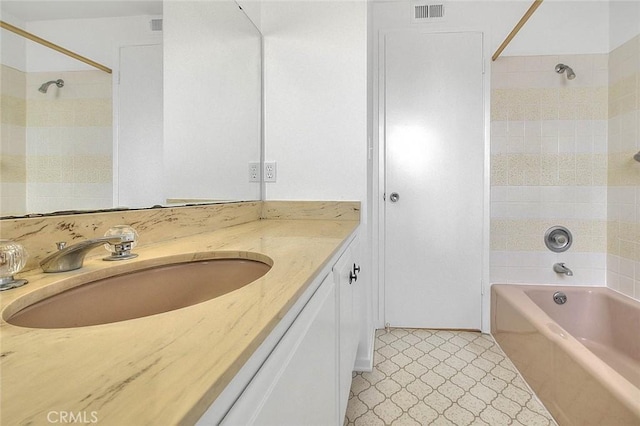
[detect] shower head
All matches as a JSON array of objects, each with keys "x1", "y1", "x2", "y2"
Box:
[
  {"x1": 555, "y1": 64, "x2": 576, "y2": 80},
  {"x1": 38, "y1": 79, "x2": 64, "y2": 93}
]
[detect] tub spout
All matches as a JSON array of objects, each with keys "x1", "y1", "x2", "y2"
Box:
[{"x1": 553, "y1": 262, "x2": 573, "y2": 276}]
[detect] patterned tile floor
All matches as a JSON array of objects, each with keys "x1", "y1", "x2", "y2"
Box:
[{"x1": 345, "y1": 329, "x2": 557, "y2": 426}]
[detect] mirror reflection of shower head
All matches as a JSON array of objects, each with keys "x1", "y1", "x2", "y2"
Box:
[
  {"x1": 38, "y1": 79, "x2": 64, "y2": 93},
  {"x1": 555, "y1": 64, "x2": 576, "y2": 80}
]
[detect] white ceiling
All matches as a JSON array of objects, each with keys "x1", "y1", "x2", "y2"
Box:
[{"x1": 1, "y1": 1, "x2": 162, "y2": 22}]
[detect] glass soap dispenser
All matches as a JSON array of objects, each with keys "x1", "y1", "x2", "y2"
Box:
[{"x1": 0, "y1": 240, "x2": 28, "y2": 291}]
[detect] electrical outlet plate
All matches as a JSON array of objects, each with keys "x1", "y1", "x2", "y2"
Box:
[
  {"x1": 248, "y1": 162, "x2": 260, "y2": 182},
  {"x1": 264, "y1": 162, "x2": 277, "y2": 182}
]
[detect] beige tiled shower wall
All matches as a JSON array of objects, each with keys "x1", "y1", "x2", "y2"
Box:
[
  {"x1": 607, "y1": 34, "x2": 640, "y2": 300},
  {"x1": 24, "y1": 70, "x2": 113, "y2": 214},
  {"x1": 1, "y1": 65, "x2": 27, "y2": 215},
  {"x1": 1, "y1": 67, "x2": 112, "y2": 216},
  {"x1": 490, "y1": 54, "x2": 609, "y2": 286}
]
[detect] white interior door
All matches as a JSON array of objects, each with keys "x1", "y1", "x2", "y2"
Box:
[
  {"x1": 117, "y1": 44, "x2": 163, "y2": 208},
  {"x1": 383, "y1": 31, "x2": 484, "y2": 329}
]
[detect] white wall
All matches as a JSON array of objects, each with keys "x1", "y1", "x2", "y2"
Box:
[
  {"x1": 609, "y1": 0, "x2": 640, "y2": 50},
  {"x1": 372, "y1": 0, "x2": 609, "y2": 56},
  {"x1": 163, "y1": 0, "x2": 261, "y2": 202},
  {"x1": 260, "y1": 1, "x2": 368, "y2": 205},
  {"x1": 238, "y1": 0, "x2": 262, "y2": 32},
  {"x1": 260, "y1": 0, "x2": 370, "y2": 366},
  {"x1": 25, "y1": 15, "x2": 162, "y2": 72},
  {"x1": 0, "y1": 12, "x2": 27, "y2": 71},
  {"x1": 502, "y1": 1, "x2": 609, "y2": 56}
]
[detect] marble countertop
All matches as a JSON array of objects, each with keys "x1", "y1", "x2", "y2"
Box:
[{"x1": 0, "y1": 218, "x2": 359, "y2": 425}]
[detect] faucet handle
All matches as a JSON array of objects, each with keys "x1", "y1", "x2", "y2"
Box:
[
  {"x1": 102, "y1": 225, "x2": 139, "y2": 261},
  {"x1": 0, "y1": 240, "x2": 29, "y2": 291},
  {"x1": 56, "y1": 242, "x2": 67, "y2": 250}
]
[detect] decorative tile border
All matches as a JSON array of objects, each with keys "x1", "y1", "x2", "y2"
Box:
[
  {"x1": 491, "y1": 154, "x2": 607, "y2": 187},
  {"x1": 491, "y1": 87, "x2": 608, "y2": 122}
]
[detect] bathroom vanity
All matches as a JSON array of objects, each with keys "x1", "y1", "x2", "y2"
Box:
[
  {"x1": 212, "y1": 234, "x2": 361, "y2": 425},
  {"x1": 0, "y1": 202, "x2": 362, "y2": 425}
]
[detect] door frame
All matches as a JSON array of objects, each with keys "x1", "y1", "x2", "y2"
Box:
[{"x1": 372, "y1": 27, "x2": 492, "y2": 332}]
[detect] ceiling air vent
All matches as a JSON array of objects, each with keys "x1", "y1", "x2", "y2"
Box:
[
  {"x1": 411, "y1": 2, "x2": 446, "y2": 23},
  {"x1": 150, "y1": 19, "x2": 163, "y2": 32}
]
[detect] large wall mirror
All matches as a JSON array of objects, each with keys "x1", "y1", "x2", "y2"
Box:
[{"x1": 0, "y1": 0, "x2": 262, "y2": 218}]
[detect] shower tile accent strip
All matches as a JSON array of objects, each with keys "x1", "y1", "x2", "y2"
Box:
[{"x1": 345, "y1": 329, "x2": 556, "y2": 426}]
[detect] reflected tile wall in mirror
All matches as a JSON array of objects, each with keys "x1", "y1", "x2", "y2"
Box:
[
  {"x1": 25, "y1": 70, "x2": 112, "y2": 214},
  {"x1": 0, "y1": 64, "x2": 27, "y2": 215},
  {"x1": 1, "y1": 0, "x2": 262, "y2": 218}
]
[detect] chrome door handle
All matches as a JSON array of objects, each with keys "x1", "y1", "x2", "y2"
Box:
[{"x1": 389, "y1": 192, "x2": 400, "y2": 203}]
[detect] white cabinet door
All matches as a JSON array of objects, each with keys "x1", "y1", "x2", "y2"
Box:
[
  {"x1": 221, "y1": 274, "x2": 338, "y2": 426},
  {"x1": 334, "y1": 242, "x2": 360, "y2": 422}
]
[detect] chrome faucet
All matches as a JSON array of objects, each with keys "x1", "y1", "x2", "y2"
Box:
[
  {"x1": 553, "y1": 262, "x2": 573, "y2": 276},
  {"x1": 40, "y1": 236, "x2": 137, "y2": 273}
]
